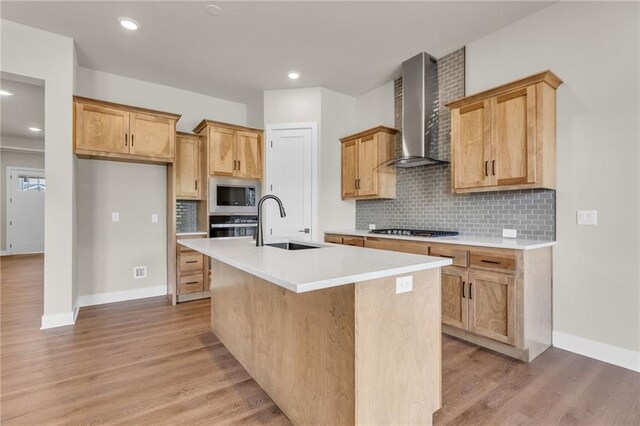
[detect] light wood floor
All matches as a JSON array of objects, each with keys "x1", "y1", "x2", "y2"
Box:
[{"x1": 1, "y1": 254, "x2": 638, "y2": 425}]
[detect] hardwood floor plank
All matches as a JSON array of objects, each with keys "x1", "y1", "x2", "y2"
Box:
[{"x1": 1, "y1": 254, "x2": 638, "y2": 425}]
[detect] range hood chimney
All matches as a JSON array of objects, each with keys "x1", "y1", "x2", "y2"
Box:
[{"x1": 388, "y1": 52, "x2": 446, "y2": 167}]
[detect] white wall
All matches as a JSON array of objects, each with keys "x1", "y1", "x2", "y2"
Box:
[
  {"x1": 77, "y1": 160, "x2": 166, "y2": 301},
  {"x1": 1, "y1": 20, "x2": 76, "y2": 328},
  {"x1": 320, "y1": 88, "x2": 357, "y2": 233},
  {"x1": 355, "y1": 81, "x2": 395, "y2": 129},
  {"x1": 263, "y1": 87, "x2": 356, "y2": 238},
  {"x1": 0, "y1": 149, "x2": 45, "y2": 251},
  {"x1": 75, "y1": 68, "x2": 247, "y2": 303},
  {"x1": 466, "y1": 2, "x2": 640, "y2": 371}
]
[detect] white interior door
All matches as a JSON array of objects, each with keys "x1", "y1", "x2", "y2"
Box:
[
  {"x1": 6, "y1": 167, "x2": 45, "y2": 254},
  {"x1": 265, "y1": 126, "x2": 313, "y2": 240}
]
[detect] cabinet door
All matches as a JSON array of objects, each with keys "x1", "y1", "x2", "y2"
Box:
[
  {"x1": 492, "y1": 86, "x2": 536, "y2": 185},
  {"x1": 75, "y1": 103, "x2": 130, "y2": 154},
  {"x1": 451, "y1": 100, "x2": 492, "y2": 189},
  {"x1": 209, "y1": 127, "x2": 236, "y2": 177},
  {"x1": 357, "y1": 135, "x2": 378, "y2": 196},
  {"x1": 341, "y1": 139, "x2": 358, "y2": 198},
  {"x1": 235, "y1": 131, "x2": 262, "y2": 179},
  {"x1": 176, "y1": 136, "x2": 200, "y2": 199},
  {"x1": 129, "y1": 113, "x2": 175, "y2": 159},
  {"x1": 441, "y1": 267, "x2": 468, "y2": 330},
  {"x1": 468, "y1": 271, "x2": 516, "y2": 345}
]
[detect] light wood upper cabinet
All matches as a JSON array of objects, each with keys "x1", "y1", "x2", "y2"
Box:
[
  {"x1": 447, "y1": 70, "x2": 562, "y2": 193},
  {"x1": 340, "y1": 126, "x2": 397, "y2": 200},
  {"x1": 194, "y1": 120, "x2": 263, "y2": 180},
  {"x1": 235, "y1": 131, "x2": 262, "y2": 179},
  {"x1": 129, "y1": 113, "x2": 175, "y2": 159},
  {"x1": 74, "y1": 97, "x2": 180, "y2": 164},
  {"x1": 176, "y1": 133, "x2": 202, "y2": 200},
  {"x1": 209, "y1": 127, "x2": 236, "y2": 177},
  {"x1": 75, "y1": 103, "x2": 130, "y2": 155},
  {"x1": 467, "y1": 270, "x2": 516, "y2": 345}
]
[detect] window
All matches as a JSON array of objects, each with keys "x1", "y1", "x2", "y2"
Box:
[{"x1": 17, "y1": 175, "x2": 45, "y2": 192}]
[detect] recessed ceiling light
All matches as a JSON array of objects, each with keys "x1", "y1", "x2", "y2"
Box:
[
  {"x1": 29, "y1": 127, "x2": 42, "y2": 132},
  {"x1": 118, "y1": 17, "x2": 140, "y2": 31},
  {"x1": 288, "y1": 71, "x2": 300, "y2": 80},
  {"x1": 0, "y1": 90, "x2": 14, "y2": 96},
  {"x1": 206, "y1": 5, "x2": 222, "y2": 16}
]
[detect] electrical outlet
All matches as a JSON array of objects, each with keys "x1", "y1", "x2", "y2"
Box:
[
  {"x1": 577, "y1": 210, "x2": 597, "y2": 225},
  {"x1": 502, "y1": 229, "x2": 517, "y2": 238},
  {"x1": 151, "y1": 214, "x2": 159, "y2": 223},
  {"x1": 369, "y1": 224, "x2": 376, "y2": 230},
  {"x1": 112, "y1": 212, "x2": 120, "y2": 222},
  {"x1": 133, "y1": 266, "x2": 147, "y2": 279},
  {"x1": 396, "y1": 276, "x2": 413, "y2": 294}
]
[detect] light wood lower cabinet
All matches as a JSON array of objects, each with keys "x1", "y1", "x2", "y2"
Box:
[
  {"x1": 176, "y1": 234, "x2": 210, "y2": 302},
  {"x1": 325, "y1": 232, "x2": 552, "y2": 362},
  {"x1": 74, "y1": 96, "x2": 180, "y2": 164}
]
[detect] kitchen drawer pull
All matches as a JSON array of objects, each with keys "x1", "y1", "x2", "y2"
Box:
[
  {"x1": 462, "y1": 281, "x2": 466, "y2": 298},
  {"x1": 469, "y1": 283, "x2": 473, "y2": 300},
  {"x1": 186, "y1": 260, "x2": 198, "y2": 264},
  {"x1": 438, "y1": 254, "x2": 454, "y2": 259},
  {"x1": 481, "y1": 259, "x2": 501, "y2": 265},
  {"x1": 185, "y1": 281, "x2": 199, "y2": 285}
]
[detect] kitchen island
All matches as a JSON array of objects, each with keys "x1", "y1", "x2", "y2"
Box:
[{"x1": 179, "y1": 237, "x2": 451, "y2": 425}]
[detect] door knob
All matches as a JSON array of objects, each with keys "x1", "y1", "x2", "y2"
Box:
[{"x1": 298, "y1": 228, "x2": 310, "y2": 233}]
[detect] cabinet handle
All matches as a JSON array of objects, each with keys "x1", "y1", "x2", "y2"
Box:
[
  {"x1": 462, "y1": 281, "x2": 466, "y2": 298},
  {"x1": 492, "y1": 160, "x2": 495, "y2": 176},
  {"x1": 185, "y1": 281, "x2": 199, "y2": 285},
  {"x1": 481, "y1": 259, "x2": 501, "y2": 265},
  {"x1": 195, "y1": 180, "x2": 198, "y2": 190},
  {"x1": 438, "y1": 254, "x2": 454, "y2": 259},
  {"x1": 131, "y1": 134, "x2": 134, "y2": 147},
  {"x1": 484, "y1": 161, "x2": 488, "y2": 176},
  {"x1": 125, "y1": 134, "x2": 128, "y2": 146},
  {"x1": 238, "y1": 160, "x2": 240, "y2": 170},
  {"x1": 186, "y1": 260, "x2": 198, "y2": 264},
  {"x1": 469, "y1": 283, "x2": 473, "y2": 300},
  {"x1": 357, "y1": 179, "x2": 360, "y2": 189}
]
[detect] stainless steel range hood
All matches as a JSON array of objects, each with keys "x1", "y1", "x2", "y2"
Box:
[{"x1": 388, "y1": 52, "x2": 447, "y2": 167}]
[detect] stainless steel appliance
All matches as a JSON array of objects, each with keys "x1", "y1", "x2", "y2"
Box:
[
  {"x1": 209, "y1": 215, "x2": 258, "y2": 238},
  {"x1": 209, "y1": 177, "x2": 261, "y2": 215},
  {"x1": 369, "y1": 229, "x2": 459, "y2": 237}
]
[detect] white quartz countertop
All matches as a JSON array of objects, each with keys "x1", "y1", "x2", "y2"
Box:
[
  {"x1": 326, "y1": 230, "x2": 556, "y2": 250},
  {"x1": 179, "y1": 237, "x2": 451, "y2": 293},
  {"x1": 176, "y1": 231, "x2": 208, "y2": 237}
]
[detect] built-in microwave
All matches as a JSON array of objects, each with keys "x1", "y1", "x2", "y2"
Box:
[{"x1": 208, "y1": 178, "x2": 261, "y2": 215}]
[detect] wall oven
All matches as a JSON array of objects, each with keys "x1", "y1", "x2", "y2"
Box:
[
  {"x1": 209, "y1": 178, "x2": 261, "y2": 215},
  {"x1": 209, "y1": 216, "x2": 258, "y2": 239}
]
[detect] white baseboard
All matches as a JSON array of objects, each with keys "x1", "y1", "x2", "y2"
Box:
[
  {"x1": 77, "y1": 285, "x2": 167, "y2": 308},
  {"x1": 553, "y1": 331, "x2": 640, "y2": 372},
  {"x1": 41, "y1": 311, "x2": 75, "y2": 329}
]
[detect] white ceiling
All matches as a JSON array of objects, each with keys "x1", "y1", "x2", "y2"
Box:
[
  {"x1": 1, "y1": 1, "x2": 553, "y2": 104},
  {"x1": 1, "y1": 73, "x2": 45, "y2": 142}
]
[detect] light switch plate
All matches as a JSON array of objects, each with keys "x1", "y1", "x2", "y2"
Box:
[
  {"x1": 151, "y1": 214, "x2": 159, "y2": 223},
  {"x1": 369, "y1": 224, "x2": 376, "y2": 230},
  {"x1": 396, "y1": 276, "x2": 413, "y2": 294},
  {"x1": 577, "y1": 210, "x2": 597, "y2": 225},
  {"x1": 502, "y1": 229, "x2": 517, "y2": 238},
  {"x1": 133, "y1": 266, "x2": 147, "y2": 279},
  {"x1": 112, "y1": 212, "x2": 120, "y2": 222}
]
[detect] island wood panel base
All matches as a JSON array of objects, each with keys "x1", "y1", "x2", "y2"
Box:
[{"x1": 210, "y1": 259, "x2": 442, "y2": 425}]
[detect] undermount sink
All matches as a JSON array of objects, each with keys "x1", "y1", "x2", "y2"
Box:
[{"x1": 265, "y1": 242, "x2": 322, "y2": 251}]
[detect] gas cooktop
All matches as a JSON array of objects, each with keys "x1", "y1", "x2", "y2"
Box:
[{"x1": 369, "y1": 229, "x2": 459, "y2": 238}]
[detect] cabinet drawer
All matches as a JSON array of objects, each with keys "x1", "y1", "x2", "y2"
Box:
[
  {"x1": 179, "y1": 252, "x2": 204, "y2": 273},
  {"x1": 429, "y1": 245, "x2": 469, "y2": 268},
  {"x1": 469, "y1": 250, "x2": 516, "y2": 274},
  {"x1": 365, "y1": 237, "x2": 428, "y2": 255},
  {"x1": 343, "y1": 236, "x2": 364, "y2": 247},
  {"x1": 324, "y1": 234, "x2": 344, "y2": 244},
  {"x1": 178, "y1": 273, "x2": 204, "y2": 293}
]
